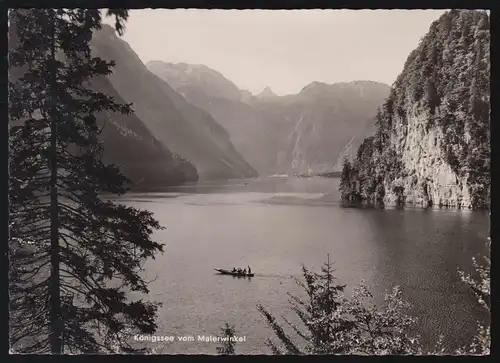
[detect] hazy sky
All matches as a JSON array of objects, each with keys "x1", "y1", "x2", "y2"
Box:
[{"x1": 114, "y1": 9, "x2": 447, "y2": 95}]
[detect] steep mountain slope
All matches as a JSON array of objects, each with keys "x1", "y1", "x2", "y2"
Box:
[
  {"x1": 147, "y1": 60, "x2": 390, "y2": 175},
  {"x1": 8, "y1": 15, "x2": 197, "y2": 190},
  {"x1": 91, "y1": 76, "x2": 199, "y2": 188},
  {"x1": 90, "y1": 25, "x2": 257, "y2": 180},
  {"x1": 340, "y1": 10, "x2": 490, "y2": 210},
  {"x1": 146, "y1": 60, "x2": 289, "y2": 174},
  {"x1": 252, "y1": 81, "x2": 391, "y2": 175}
]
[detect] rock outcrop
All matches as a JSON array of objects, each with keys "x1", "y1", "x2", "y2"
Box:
[{"x1": 340, "y1": 10, "x2": 490, "y2": 210}]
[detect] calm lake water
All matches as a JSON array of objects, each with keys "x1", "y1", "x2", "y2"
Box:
[{"x1": 115, "y1": 176, "x2": 489, "y2": 354}]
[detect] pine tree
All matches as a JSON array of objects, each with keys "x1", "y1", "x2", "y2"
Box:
[
  {"x1": 257, "y1": 255, "x2": 354, "y2": 354},
  {"x1": 426, "y1": 79, "x2": 439, "y2": 115},
  {"x1": 9, "y1": 9, "x2": 164, "y2": 353},
  {"x1": 257, "y1": 255, "x2": 421, "y2": 355},
  {"x1": 339, "y1": 158, "x2": 352, "y2": 201},
  {"x1": 216, "y1": 323, "x2": 236, "y2": 355},
  {"x1": 373, "y1": 108, "x2": 385, "y2": 152}
]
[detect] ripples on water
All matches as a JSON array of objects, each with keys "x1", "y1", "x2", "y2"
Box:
[{"x1": 112, "y1": 177, "x2": 489, "y2": 354}]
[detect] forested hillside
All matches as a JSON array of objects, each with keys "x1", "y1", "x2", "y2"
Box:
[{"x1": 340, "y1": 10, "x2": 490, "y2": 210}]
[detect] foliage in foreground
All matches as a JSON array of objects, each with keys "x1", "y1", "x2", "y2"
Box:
[
  {"x1": 216, "y1": 323, "x2": 237, "y2": 355},
  {"x1": 9, "y1": 9, "x2": 164, "y2": 354},
  {"x1": 257, "y1": 241, "x2": 490, "y2": 356},
  {"x1": 456, "y1": 237, "x2": 490, "y2": 355},
  {"x1": 428, "y1": 237, "x2": 490, "y2": 356},
  {"x1": 257, "y1": 256, "x2": 421, "y2": 355}
]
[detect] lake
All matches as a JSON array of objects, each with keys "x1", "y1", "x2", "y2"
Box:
[{"x1": 114, "y1": 176, "x2": 490, "y2": 354}]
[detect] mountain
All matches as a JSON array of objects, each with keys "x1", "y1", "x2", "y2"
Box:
[
  {"x1": 254, "y1": 81, "x2": 391, "y2": 175},
  {"x1": 147, "y1": 61, "x2": 390, "y2": 176},
  {"x1": 340, "y1": 10, "x2": 490, "y2": 210},
  {"x1": 240, "y1": 90, "x2": 254, "y2": 104},
  {"x1": 256, "y1": 86, "x2": 278, "y2": 100},
  {"x1": 90, "y1": 25, "x2": 257, "y2": 180},
  {"x1": 90, "y1": 76, "x2": 199, "y2": 188},
  {"x1": 146, "y1": 60, "x2": 288, "y2": 174},
  {"x1": 8, "y1": 14, "x2": 197, "y2": 190},
  {"x1": 147, "y1": 61, "x2": 243, "y2": 101}
]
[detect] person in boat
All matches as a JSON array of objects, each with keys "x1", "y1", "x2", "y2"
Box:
[
  {"x1": 232, "y1": 267, "x2": 236, "y2": 273},
  {"x1": 248, "y1": 266, "x2": 251, "y2": 274},
  {"x1": 243, "y1": 268, "x2": 247, "y2": 274},
  {"x1": 237, "y1": 268, "x2": 242, "y2": 274}
]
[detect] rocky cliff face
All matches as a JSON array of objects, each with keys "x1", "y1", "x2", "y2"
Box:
[
  {"x1": 341, "y1": 10, "x2": 490, "y2": 210},
  {"x1": 91, "y1": 26, "x2": 257, "y2": 180},
  {"x1": 386, "y1": 110, "x2": 472, "y2": 208},
  {"x1": 147, "y1": 61, "x2": 390, "y2": 176}
]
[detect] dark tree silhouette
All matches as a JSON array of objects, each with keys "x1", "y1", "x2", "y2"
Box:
[
  {"x1": 257, "y1": 255, "x2": 353, "y2": 354},
  {"x1": 216, "y1": 323, "x2": 237, "y2": 355},
  {"x1": 9, "y1": 9, "x2": 164, "y2": 353},
  {"x1": 257, "y1": 255, "x2": 421, "y2": 355},
  {"x1": 339, "y1": 158, "x2": 352, "y2": 202}
]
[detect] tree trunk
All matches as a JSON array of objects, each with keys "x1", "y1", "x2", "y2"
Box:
[{"x1": 48, "y1": 9, "x2": 62, "y2": 354}]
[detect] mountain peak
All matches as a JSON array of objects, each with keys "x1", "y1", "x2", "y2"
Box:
[
  {"x1": 147, "y1": 61, "x2": 243, "y2": 101},
  {"x1": 299, "y1": 80, "x2": 390, "y2": 99},
  {"x1": 256, "y1": 86, "x2": 277, "y2": 99},
  {"x1": 300, "y1": 81, "x2": 329, "y2": 93}
]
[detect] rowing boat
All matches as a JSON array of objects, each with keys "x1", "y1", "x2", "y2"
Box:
[{"x1": 214, "y1": 268, "x2": 254, "y2": 277}]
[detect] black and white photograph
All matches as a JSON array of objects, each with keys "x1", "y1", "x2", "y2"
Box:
[{"x1": 8, "y1": 8, "x2": 490, "y2": 355}]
